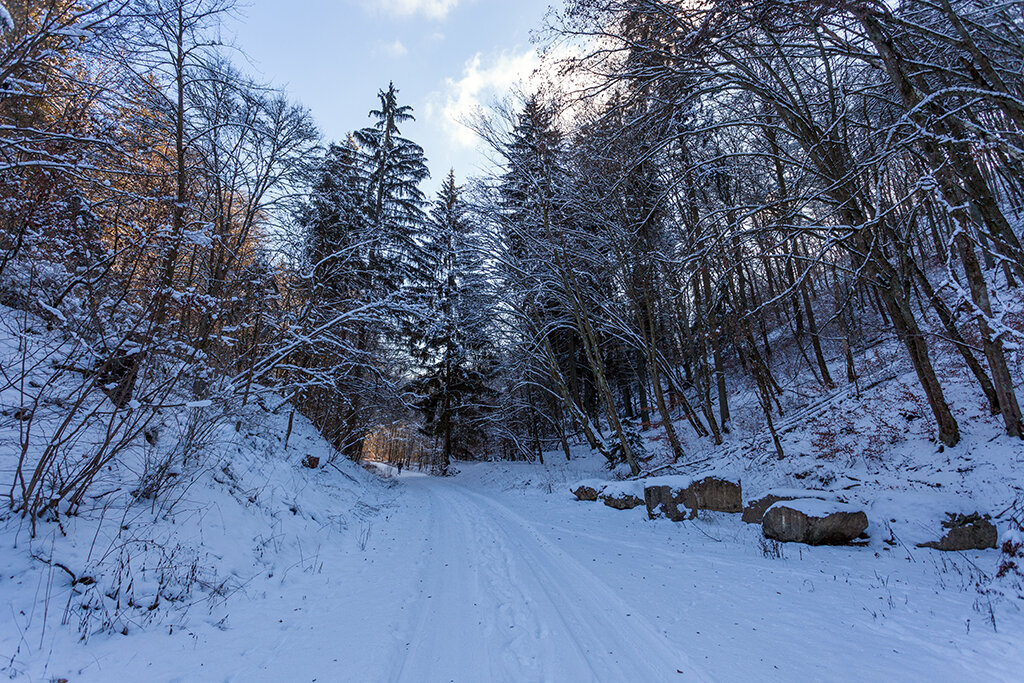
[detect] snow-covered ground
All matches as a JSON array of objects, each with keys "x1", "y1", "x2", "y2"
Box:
[
  {"x1": 4, "y1": 449, "x2": 1022, "y2": 681},
  {"x1": 0, "y1": 388, "x2": 394, "y2": 681},
  {"x1": 3, "y1": 302, "x2": 1024, "y2": 681}
]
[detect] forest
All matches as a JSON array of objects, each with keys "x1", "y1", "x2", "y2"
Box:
[
  {"x1": 6, "y1": 0, "x2": 1023, "y2": 490},
  {"x1": 2, "y1": 0, "x2": 1024, "y2": 678}
]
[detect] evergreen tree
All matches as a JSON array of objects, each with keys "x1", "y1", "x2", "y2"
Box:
[
  {"x1": 293, "y1": 138, "x2": 380, "y2": 458},
  {"x1": 410, "y1": 171, "x2": 494, "y2": 471},
  {"x1": 300, "y1": 138, "x2": 370, "y2": 299},
  {"x1": 496, "y1": 96, "x2": 600, "y2": 459},
  {"x1": 499, "y1": 96, "x2": 566, "y2": 270},
  {"x1": 353, "y1": 82, "x2": 430, "y2": 299},
  {"x1": 292, "y1": 84, "x2": 431, "y2": 460}
]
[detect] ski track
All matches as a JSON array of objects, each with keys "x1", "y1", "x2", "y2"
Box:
[{"x1": 386, "y1": 476, "x2": 703, "y2": 682}]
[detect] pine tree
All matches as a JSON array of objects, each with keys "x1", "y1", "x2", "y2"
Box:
[
  {"x1": 293, "y1": 138, "x2": 379, "y2": 458},
  {"x1": 410, "y1": 171, "x2": 494, "y2": 472}
]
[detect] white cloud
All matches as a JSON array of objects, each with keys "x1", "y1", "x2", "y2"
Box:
[
  {"x1": 373, "y1": 39, "x2": 409, "y2": 59},
  {"x1": 431, "y1": 44, "x2": 588, "y2": 149},
  {"x1": 436, "y1": 48, "x2": 543, "y2": 148},
  {"x1": 367, "y1": 0, "x2": 460, "y2": 20}
]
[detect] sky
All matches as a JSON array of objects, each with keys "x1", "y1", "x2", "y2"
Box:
[{"x1": 229, "y1": 0, "x2": 558, "y2": 196}]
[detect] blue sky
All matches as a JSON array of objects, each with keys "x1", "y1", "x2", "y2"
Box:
[{"x1": 230, "y1": 0, "x2": 556, "y2": 195}]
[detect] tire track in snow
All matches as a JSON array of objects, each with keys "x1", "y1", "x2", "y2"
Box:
[
  {"x1": 450, "y1": 487, "x2": 603, "y2": 682},
  {"x1": 388, "y1": 483, "x2": 503, "y2": 682},
  {"x1": 388, "y1": 477, "x2": 707, "y2": 682},
  {"x1": 452, "y1": 485, "x2": 708, "y2": 681}
]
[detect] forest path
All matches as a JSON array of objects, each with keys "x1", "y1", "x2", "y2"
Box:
[
  {"x1": 383, "y1": 473, "x2": 703, "y2": 682},
  {"x1": 71, "y1": 464, "x2": 1023, "y2": 682}
]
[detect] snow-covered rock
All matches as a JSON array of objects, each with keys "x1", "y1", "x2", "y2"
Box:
[
  {"x1": 644, "y1": 472, "x2": 742, "y2": 520},
  {"x1": 571, "y1": 479, "x2": 607, "y2": 501},
  {"x1": 918, "y1": 512, "x2": 998, "y2": 551},
  {"x1": 742, "y1": 489, "x2": 836, "y2": 524},
  {"x1": 762, "y1": 499, "x2": 869, "y2": 545},
  {"x1": 599, "y1": 480, "x2": 646, "y2": 510}
]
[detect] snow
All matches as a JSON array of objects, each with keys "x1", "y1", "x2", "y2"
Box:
[
  {"x1": 2, "y1": 444, "x2": 1023, "y2": 680},
  {"x1": 571, "y1": 477, "x2": 608, "y2": 494},
  {"x1": 3, "y1": 311, "x2": 1024, "y2": 681},
  {"x1": 753, "y1": 487, "x2": 835, "y2": 500},
  {"x1": 597, "y1": 479, "x2": 645, "y2": 498},
  {"x1": 643, "y1": 468, "x2": 742, "y2": 493},
  {"x1": 0, "y1": 3, "x2": 12, "y2": 33},
  {"x1": 766, "y1": 498, "x2": 862, "y2": 517}
]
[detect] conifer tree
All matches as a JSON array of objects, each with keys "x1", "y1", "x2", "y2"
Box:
[
  {"x1": 301, "y1": 138, "x2": 370, "y2": 299},
  {"x1": 410, "y1": 171, "x2": 494, "y2": 471},
  {"x1": 353, "y1": 82, "x2": 430, "y2": 299}
]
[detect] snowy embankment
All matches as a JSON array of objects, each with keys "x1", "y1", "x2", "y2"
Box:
[
  {"x1": 0, "y1": 306, "x2": 390, "y2": 679},
  {"x1": 0, "y1": 402, "x2": 392, "y2": 680}
]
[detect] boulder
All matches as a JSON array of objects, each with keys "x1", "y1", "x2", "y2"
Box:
[
  {"x1": 301, "y1": 455, "x2": 320, "y2": 469},
  {"x1": 599, "y1": 481, "x2": 646, "y2": 510},
  {"x1": 572, "y1": 480, "x2": 606, "y2": 502},
  {"x1": 742, "y1": 489, "x2": 833, "y2": 524},
  {"x1": 644, "y1": 473, "x2": 742, "y2": 520},
  {"x1": 644, "y1": 484, "x2": 687, "y2": 521},
  {"x1": 602, "y1": 492, "x2": 645, "y2": 510},
  {"x1": 762, "y1": 499, "x2": 869, "y2": 545},
  {"x1": 684, "y1": 476, "x2": 742, "y2": 514},
  {"x1": 918, "y1": 512, "x2": 997, "y2": 551}
]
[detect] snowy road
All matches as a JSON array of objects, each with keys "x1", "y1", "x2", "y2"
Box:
[
  {"x1": 51, "y1": 463, "x2": 1024, "y2": 682},
  {"x1": 356, "y1": 469, "x2": 1023, "y2": 683},
  {"x1": 385, "y1": 476, "x2": 702, "y2": 682}
]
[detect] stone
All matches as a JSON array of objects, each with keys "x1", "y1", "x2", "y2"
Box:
[
  {"x1": 572, "y1": 481, "x2": 605, "y2": 502},
  {"x1": 742, "y1": 489, "x2": 832, "y2": 524},
  {"x1": 683, "y1": 476, "x2": 742, "y2": 515},
  {"x1": 301, "y1": 455, "x2": 320, "y2": 469},
  {"x1": 644, "y1": 474, "x2": 742, "y2": 520},
  {"x1": 602, "y1": 492, "x2": 645, "y2": 510},
  {"x1": 644, "y1": 484, "x2": 687, "y2": 521},
  {"x1": 918, "y1": 512, "x2": 997, "y2": 551},
  {"x1": 762, "y1": 499, "x2": 869, "y2": 545},
  {"x1": 744, "y1": 494, "x2": 793, "y2": 524},
  {"x1": 598, "y1": 481, "x2": 646, "y2": 510}
]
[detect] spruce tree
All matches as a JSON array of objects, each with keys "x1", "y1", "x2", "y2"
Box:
[
  {"x1": 294, "y1": 138, "x2": 378, "y2": 458},
  {"x1": 353, "y1": 82, "x2": 430, "y2": 299},
  {"x1": 410, "y1": 171, "x2": 494, "y2": 472},
  {"x1": 497, "y1": 96, "x2": 595, "y2": 447},
  {"x1": 300, "y1": 138, "x2": 370, "y2": 299}
]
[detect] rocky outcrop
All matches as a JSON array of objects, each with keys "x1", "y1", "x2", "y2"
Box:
[
  {"x1": 918, "y1": 512, "x2": 997, "y2": 551},
  {"x1": 742, "y1": 489, "x2": 832, "y2": 524},
  {"x1": 644, "y1": 484, "x2": 687, "y2": 521},
  {"x1": 685, "y1": 476, "x2": 742, "y2": 514},
  {"x1": 762, "y1": 499, "x2": 868, "y2": 545},
  {"x1": 644, "y1": 474, "x2": 742, "y2": 520}
]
